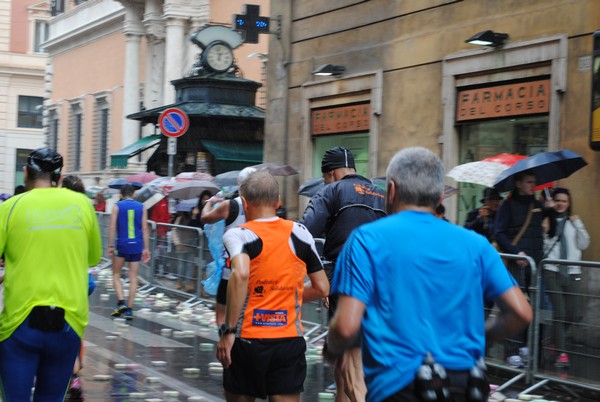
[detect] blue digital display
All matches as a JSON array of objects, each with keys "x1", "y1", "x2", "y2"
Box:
[
  {"x1": 256, "y1": 21, "x2": 268, "y2": 28},
  {"x1": 236, "y1": 18, "x2": 245, "y2": 26}
]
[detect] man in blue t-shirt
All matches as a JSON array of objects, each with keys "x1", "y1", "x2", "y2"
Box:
[
  {"x1": 108, "y1": 184, "x2": 150, "y2": 320},
  {"x1": 326, "y1": 147, "x2": 532, "y2": 402}
]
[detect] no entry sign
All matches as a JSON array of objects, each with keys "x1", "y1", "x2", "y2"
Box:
[{"x1": 159, "y1": 108, "x2": 189, "y2": 138}]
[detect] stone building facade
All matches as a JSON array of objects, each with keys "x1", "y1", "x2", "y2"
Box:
[
  {"x1": 43, "y1": 0, "x2": 269, "y2": 185},
  {"x1": 0, "y1": 0, "x2": 49, "y2": 194},
  {"x1": 265, "y1": 1, "x2": 600, "y2": 263}
]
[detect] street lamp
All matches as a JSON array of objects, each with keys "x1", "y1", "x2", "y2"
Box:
[
  {"x1": 465, "y1": 30, "x2": 509, "y2": 47},
  {"x1": 312, "y1": 64, "x2": 346, "y2": 77}
]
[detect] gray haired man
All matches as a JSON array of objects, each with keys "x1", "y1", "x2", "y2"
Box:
[{"x1": 326, "y1": 147, "x2": 532, "y2": 402}]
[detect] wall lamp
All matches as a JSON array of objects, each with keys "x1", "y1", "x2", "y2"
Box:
[
  {"x1": 465, "y1": 30, "x2": 509, "y2": 47},
  {"x1": 312, "y1": 64, "x2": 346, "y2": 77}
]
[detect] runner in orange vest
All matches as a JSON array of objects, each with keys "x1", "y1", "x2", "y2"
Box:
[{"x1": 216, "y1": 170, "x2": 329, "y2": 401}]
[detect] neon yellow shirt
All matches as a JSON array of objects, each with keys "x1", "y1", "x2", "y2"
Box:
[{"x1": 0, "y1": 187, "x2": 103, "y2": 340}]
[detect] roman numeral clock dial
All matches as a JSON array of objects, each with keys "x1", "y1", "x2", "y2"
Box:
[{"x1": 202, "y1": 41, "x2": 234, "y2": 73}]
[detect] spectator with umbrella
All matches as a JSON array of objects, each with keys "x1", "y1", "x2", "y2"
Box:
[
  {"x1": 464, "y1": 187, "x2": 504, "y2": 243},
  {"x1": 494, "y1": 170, "x2": 555, "y2": 366},
  {"x1": 493, "y1": 149, "x2": 587, "y2": 365}
]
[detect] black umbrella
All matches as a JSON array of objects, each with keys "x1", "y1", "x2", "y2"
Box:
[
  {"x1": 298, "y1": 177, "x2": 326, "y2": 197},
  {"x1": 493, "y1": 149, "x2": 587, "y2": 192}
]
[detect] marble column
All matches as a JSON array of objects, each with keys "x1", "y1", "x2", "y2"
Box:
[
  {"x1": 162, "y1": 16, "x2": 186, "y2": 104},
  {"x1": 121, "y1": 2, "x2": 144, "y2": 147},
  {"x1": 143, "y1": 0, "x2": 165, "y2": 136}
]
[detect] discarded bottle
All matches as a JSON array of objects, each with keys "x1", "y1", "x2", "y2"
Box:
[
  {"x1": 467, "y1": 357, "x2": 489, "y2": 402},
  {"x1": 415, "y1": 353, "x2": 450, "y2": 402}
]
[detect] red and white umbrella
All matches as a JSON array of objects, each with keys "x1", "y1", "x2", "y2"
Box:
[
  {"x1": 126, "y1": 172, "x2": 161, "y2": 184},
  {"x1": 447, "y1": 161, "x2": 510, "y2": 188}
]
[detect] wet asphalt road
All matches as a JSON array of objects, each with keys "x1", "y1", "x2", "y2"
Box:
[
  {"x1": 78, "y1": 270, "x2": 334, "y2": 402},
  {"x1": 77, "y1": 269, "x2": 598, "y2": 402}
]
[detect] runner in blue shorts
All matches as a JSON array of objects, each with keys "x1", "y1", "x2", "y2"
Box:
[{"x1": 108, "y1": 184, "x2": 150, "y2": 320}]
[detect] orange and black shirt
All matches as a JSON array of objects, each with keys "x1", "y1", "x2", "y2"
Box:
[{"x1": 222, "y1": 217, "x2": 323, "y2": 339}]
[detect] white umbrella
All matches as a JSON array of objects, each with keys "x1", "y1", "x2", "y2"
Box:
[
  {"x1": 250, "y1": 163, "x2": 298, "y2": 176},
  {"x1": 447, "y1": 161, "x2": 510, "y2": 188},
  {"x1": 212, "y1": 170, "x2": 241, "y2": 188},
  {"x1": 143, "y1": 193, "x2": 164, "y2": 209},
  {"x1": 168, "y1": 180, "x2": 220, "y2": 200}
]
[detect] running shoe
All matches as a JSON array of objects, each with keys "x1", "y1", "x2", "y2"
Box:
[
  {"x1": 64, "y1": 375, "x2": 84, "y2": 401},
  {"x1": 123, "y1": 308, "x2": 134, "y2": 321},
  {"x1": 111, "y1": 304, "x2": 128, "y2": 318}
]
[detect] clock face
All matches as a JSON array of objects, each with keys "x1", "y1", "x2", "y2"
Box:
[{"x1": 204, "y1": 42, "x2": 233, "y2": 73}]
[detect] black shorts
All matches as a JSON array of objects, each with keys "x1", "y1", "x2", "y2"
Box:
[
  {"x1": 224, "y1": 337, "x2": 307, "y2": 399},
  {"x1": 216, "y1": 278, "x2": 228, "y2": 305}
]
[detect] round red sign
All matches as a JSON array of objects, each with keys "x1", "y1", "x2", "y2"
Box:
[{"x1": 159, "y1": 108, "x2": 190, "y2": 138}]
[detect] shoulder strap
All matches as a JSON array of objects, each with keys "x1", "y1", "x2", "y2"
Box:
[{"x1": 511, "y1": 202, "x2": 534, "y2": 246}]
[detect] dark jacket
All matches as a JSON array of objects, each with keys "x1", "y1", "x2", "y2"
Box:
[
  {"x1": 494, "y1": 192, "x2": 554, "y2": 263},
  {"x1": 464, "y1": 208, "x2": 497, "y2": 242},
  {"x1": 299, "y1": 174, "x2": 386, "y2": 262}
]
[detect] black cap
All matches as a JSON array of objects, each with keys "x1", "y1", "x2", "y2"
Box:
[
  {"x1": 321, "y1": 147, "x2": 355, "y2": 173},
  {"x1": 27, "y1": 147, "x2": 63, "y2": 174},
  {"x1": 480, "y1": 187, "x2": 503, "y2": 203}
]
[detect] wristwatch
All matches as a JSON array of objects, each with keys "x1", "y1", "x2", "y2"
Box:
[{"x1": 218, "y1": 323, "x2": 237, "y2": 337}]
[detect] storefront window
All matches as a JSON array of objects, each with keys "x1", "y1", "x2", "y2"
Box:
[
  {"x1": 456, "y1": 116, "x2": 548, "y2": 224},
  {"x1": 313, "y1": 133, "x2": 369, "y2": 179},
  {"x1": 15, "y1": 148, "x2": 33, "y2": 189}
]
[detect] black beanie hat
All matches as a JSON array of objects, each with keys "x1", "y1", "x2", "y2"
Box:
[{"x1": 321, "y1": 147, "x2": 355, "y2": 173}]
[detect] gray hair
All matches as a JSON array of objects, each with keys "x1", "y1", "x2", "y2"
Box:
[
  {"x1": 240, "y1": 170, "x2": 280, "y2": 207},
  {"x1": 386, "y1": 147, "x2": 444, "y2": 208}
]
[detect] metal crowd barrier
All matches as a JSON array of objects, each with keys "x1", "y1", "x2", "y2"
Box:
[
  {"x1": 485, "y1": 253, "x2": 600, "y2": 398},
  {"x1": 146, "y1": 222, "x2": 209, "y2": 306},
  {"x1": 485, "y1": 253, "x2": 538, "y2": 391},
  {"x1": 525, "y1": 258, "x2": 600, "y2": 396},
  {"x1": 95, "y1": 214, "x2": 329, "y2": 342},
  {"x1": 95, "y1": 212, "x2": 600, "y2": 395}
]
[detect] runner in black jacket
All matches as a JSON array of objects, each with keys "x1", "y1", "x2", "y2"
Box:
[{"x1": 299, "y1": 146, "x2": 385, "y2": 402}]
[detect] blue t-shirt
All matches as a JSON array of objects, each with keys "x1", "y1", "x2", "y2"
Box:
[
  {"x1": 115, "y1": 199, "x2": 144, "y2": 254},
  {"x1": 332, "y1": 210, "x2": 516, "y2": 402}
]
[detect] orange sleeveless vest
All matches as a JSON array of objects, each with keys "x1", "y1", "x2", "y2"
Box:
[{"x1": 238, "y1": 219, "x2": 307, "y2": 338}]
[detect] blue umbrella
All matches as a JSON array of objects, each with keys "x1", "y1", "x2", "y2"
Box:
[
  {"x1": 108, "y1": 178, "x2": 143, "y2": 190},
  {"x1": 175, "y1": 198, "x2": 198, "y2": 212},
  {"x1": 493, "y1": 149, "x2": 587, "y2": 192}
]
